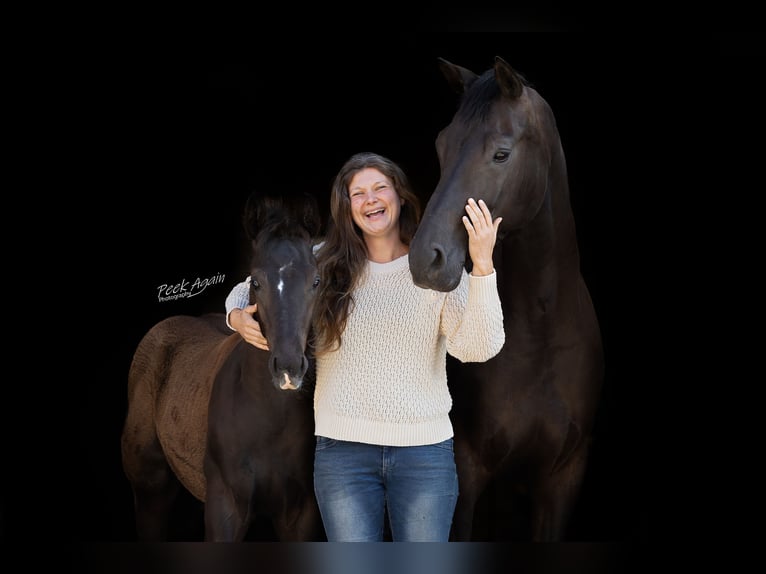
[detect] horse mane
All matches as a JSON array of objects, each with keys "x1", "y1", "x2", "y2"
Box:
[{"x1": 242, "y1": 192, "x2": 322, "y2": 243}]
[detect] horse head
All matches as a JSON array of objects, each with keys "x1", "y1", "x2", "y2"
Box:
[
  {"x1": 410, "y1": 56, "x2": 559, "y2": 292},
  {"x1": 245, "y1": 193, "x2": 322, "y2": 390}
]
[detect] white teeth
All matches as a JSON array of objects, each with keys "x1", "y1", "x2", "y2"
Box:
[{"x1": 366, "y1": 209, "x2": 384, "y2": 216}]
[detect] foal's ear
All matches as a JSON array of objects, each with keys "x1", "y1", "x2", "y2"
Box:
[
  {"x1": 494, "y1": 56, "x2": 524, "y2": 100},
  {"x1": 437, "y1": 57, "x2": 479, "y2": 95},
  {"x1": 242, "y1": 194, "x2": 267, "y2": 240},
  {"x1": 298, "y1": 192, "x2": 322, "y2": 238},
  {"x1": 243, "y1": 194, "x2": 259, "y2": 240},
  {"x1": 243, "y1": 193, "x2": 285, "y2": 240}
]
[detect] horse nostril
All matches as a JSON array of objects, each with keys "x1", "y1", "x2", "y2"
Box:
[{"x1": 430, "y1": 243, "x2": 446, "y2": 269}]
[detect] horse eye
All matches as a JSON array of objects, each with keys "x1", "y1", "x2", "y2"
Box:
[
  {"x1": 251, "y1": 279, "x2": 260, "y2": 290},
  {"x1": 493, "y1": 150, "x2": 510, "y2": 163},
  {"x1": 312, "y1": 276, "x2": 320, "y2": 288}
]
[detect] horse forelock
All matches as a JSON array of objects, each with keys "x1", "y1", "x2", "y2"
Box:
[
  {"x1": 257, "y1": 211, "x2": 312, "y2": 242},
  {"x1": 245, "y1": 193, "x2": 321, "y2": 242},
  {"x1": 457, "y1": 68, "x2": 531, "y2": 122},
  {"x1": 456, "y1": 72, "x2": 498, "y2": 122}
]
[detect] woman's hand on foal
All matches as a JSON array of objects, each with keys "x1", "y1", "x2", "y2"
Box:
[{"x1": 230, "y1": 304, "x2": 269, "y2": 351}]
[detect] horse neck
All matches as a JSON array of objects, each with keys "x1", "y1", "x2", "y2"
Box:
[{"x1": 500, "y1": 146, "x2": 583, "y2": 314}]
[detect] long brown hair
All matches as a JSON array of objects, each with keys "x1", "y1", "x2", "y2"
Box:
[{"x1": 313, "y1": 152, "x2": 421, "y2": 355}]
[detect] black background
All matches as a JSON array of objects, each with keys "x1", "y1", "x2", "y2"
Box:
[{"x1": 15, "y1": 25, "x2": 718, "y2": 573}]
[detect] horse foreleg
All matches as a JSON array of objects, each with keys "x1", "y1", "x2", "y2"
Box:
[
  {"x1": 530, "y1": 442, "x2": 590, "y2": 541},
  {"x1": 203, "y1": 466, "x2": 252, "y2": 541},
  {"x1": 272, "y1": 496, "x2": 325, "y2": 541},
  {"x1": 451, "y1": 462, "x2": 492, "y2": 541}
]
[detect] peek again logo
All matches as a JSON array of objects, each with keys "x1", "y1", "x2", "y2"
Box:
[{"x1": 156, "y1": 272, "x2": 225, "y2": 302}]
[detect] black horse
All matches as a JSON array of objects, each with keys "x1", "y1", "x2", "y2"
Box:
[
  {"x1": 409, "y1": 57, "x2": 605, "y2": 541},
  {"x1": 121, "y1": 193, "x2": 325, "y2": 541}
]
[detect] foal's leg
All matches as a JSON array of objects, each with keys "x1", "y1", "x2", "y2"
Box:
[
  {"x1": 131, "y1": 466, "x2": 180, "y2": 541},
  {"x1": 121, "y1": 422, "x2": 179, "y2": 541},
  {"x1": 272, "y1": 495, "x2": 325, "y2": 541},
  {"x1": 203, "y1": 463, "x2": 252, "y2": 541}
]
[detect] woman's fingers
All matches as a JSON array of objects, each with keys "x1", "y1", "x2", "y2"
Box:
[{"x1": 465, "y1": 198, "x2": 494, "y2": 230}]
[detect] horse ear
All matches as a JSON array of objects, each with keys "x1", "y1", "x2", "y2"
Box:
[
  {"x1": 298, "y1": 192, "x2": 322, "y2": 238},
  {"x1": 243, "y1": 193, "x2": 282, "y2": 240},
  {"x1": 242, "y1": 193, "x2": 261, "y2": 240},
  {"x1": 437, "y1": 57, "x2": 478, "y2": 94},
  {"x1": 494, "y1": 56, "x2": 523, "y2": 100}
]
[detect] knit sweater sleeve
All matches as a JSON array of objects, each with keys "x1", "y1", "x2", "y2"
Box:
[
  {"x1": 224, "y1": 276, "x2": 251, "y2": 330},
  {"x1": 441, "y1": 270, "x2": 505, "y2": 362}
]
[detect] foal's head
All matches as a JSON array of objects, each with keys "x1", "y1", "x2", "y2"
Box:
[{"x1": 244, "y1": 193, "x2": 322, "y2": 390}]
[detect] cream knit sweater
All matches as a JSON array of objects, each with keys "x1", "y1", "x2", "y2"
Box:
[{"x1": 225, "y1": 254, "x2": 504, "y2": 447}]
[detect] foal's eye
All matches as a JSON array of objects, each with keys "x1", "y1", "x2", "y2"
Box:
[
  {"x1": 493, "y1": 150, "x2": 511, "y2": 163},
  {"x1": 312, "y1": 276, "x2": 320, "y2": 288}
]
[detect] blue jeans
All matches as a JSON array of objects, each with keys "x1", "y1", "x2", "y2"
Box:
[{"x1": 313, "y1": 436, "x2": 459, "y2": 541}]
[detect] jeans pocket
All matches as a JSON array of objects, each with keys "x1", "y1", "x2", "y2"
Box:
[
  {"x1": 433, "y1": 437, "x2": 454, "y2": 451},
  {"x1": 315, "y1": 435, "x2": 338, "y2": 451}
]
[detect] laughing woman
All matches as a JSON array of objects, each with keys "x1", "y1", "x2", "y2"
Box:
[{"x1": 225, "y1": 151, "x2": 504, "y2": 541}]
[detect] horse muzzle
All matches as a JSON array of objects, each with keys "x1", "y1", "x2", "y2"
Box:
[{"x1": 278, "y1": 372, "x2": 302, "y2": 390}]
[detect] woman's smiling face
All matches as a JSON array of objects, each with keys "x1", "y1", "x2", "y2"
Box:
[{"x1": 348, "y1": 167, "x2": 402, "y2": 240}]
